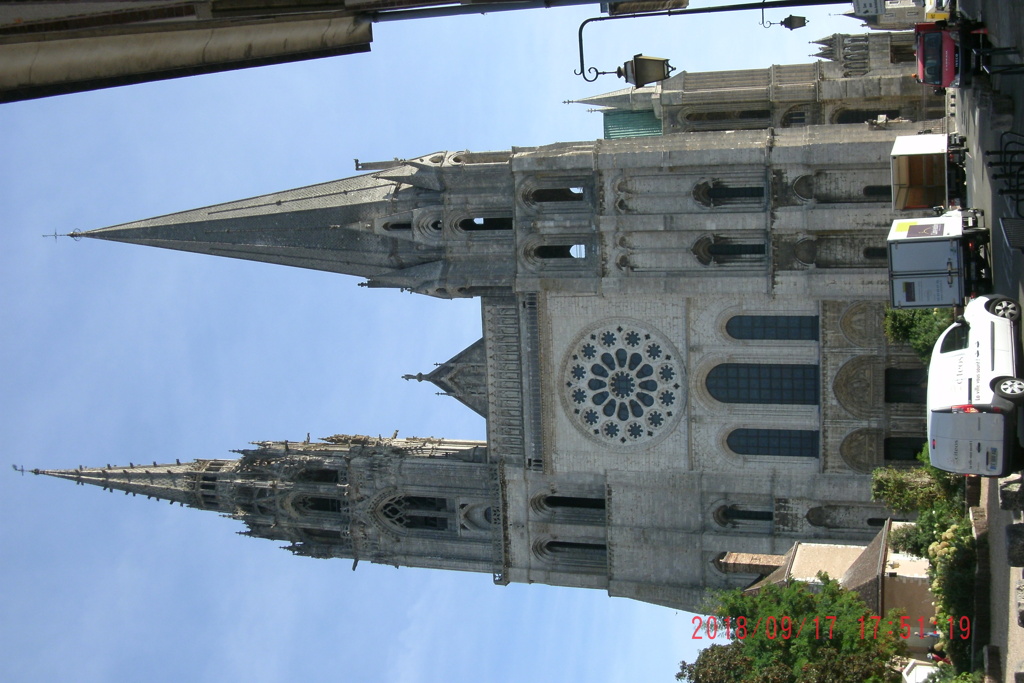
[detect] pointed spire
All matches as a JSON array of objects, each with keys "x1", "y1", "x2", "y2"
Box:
[
  {"x1": 79, "y1": 170, "x2": 445, "y2": 280},
  {"x1": 569, "y1": 84, "x2": 659, "y2": 112},
  {"x1": 31, "y1": 461, "x2": 198, "y2": 505}
]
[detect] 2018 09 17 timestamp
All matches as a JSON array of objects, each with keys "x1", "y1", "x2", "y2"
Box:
[{"x1": 690, "y1": 615, "x2": 971, "y2": 640}]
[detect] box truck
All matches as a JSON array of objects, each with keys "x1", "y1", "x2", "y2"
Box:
[
  {"x1": 890, "y1": 133, "x2": 967, "y2": 211},
  {"x1": 887, "y1": 209, "x2": 988, "y2": 308}
]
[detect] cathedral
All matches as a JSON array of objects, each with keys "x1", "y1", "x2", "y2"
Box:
[{"x1": 33, "y1": 32, "x2": 941, "y2": 614}]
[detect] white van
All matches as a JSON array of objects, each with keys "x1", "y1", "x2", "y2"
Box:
[{"x1": 927, "y1": 295, "x2": 1024, "y2": 476}]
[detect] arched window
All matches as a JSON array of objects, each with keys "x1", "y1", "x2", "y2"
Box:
[
  {"x1": 719, "y1": 506, "x2": 773, "y2": 523},
  {"x1": 885, "y1": 368, "x2": 927, "y2": 404},
  {"x1": 707, "y1": 243, "x2": 766, "y2": 256},
  {"x1": 726, "y1": 315, "x2": 819, "y2": 341},
  {"x1": 706, "y1": 364, "x2": 819, "y2": 404},
  {"x1": 531, "y1": 187, "x2": 585, "y2": 203},
  {"x1": 459, "y1": 217, "x2": 513, "y2": 231},
  {"x1": 863, "y1": 185, "x2": 892, "y2": 200},
  {"x1": 380, "y1": 496, "x2": 452, "y2": 532},
  {"x1": 727, "y1": 429, "x2": 820, "y2": 457},
  {"x1": 539, "y1": 540, "x2": 608, "y2": 569},
  {"x1": 693, "y1": 181, "x2": 766, "y2": 208},
  {"x1": 714, "y1": 504, "x2": 774, "y2": 529},
  {"x1": 304, "y1": 497, "x2": 343, "y2": 513},
  {"x1": 534, "y1": 244, "x2": 587, "y2": 259},
  {"x1": 544, "y1": 496, "x2": 605, "y2": 510}
]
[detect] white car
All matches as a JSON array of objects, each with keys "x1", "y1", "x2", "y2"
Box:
[{"x1": 927, "y1": 294, "x2": 1024, "y2": 476}]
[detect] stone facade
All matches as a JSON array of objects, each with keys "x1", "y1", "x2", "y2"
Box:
[
  {"x1": 37, "y1": 59, "x2": 937, "y2": 613},
  {"x1": 585, "y1": 31, "x2": 942, "y2": 138}
]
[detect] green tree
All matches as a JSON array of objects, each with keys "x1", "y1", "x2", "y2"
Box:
[
  {"x1": 872, "y1": 446, "x2": 963, "y2": 514},
  {"x1": 883, "y1": 308, "x2": 953, "y2": 362},
  {"x1": 679, "y1": 576, "x2": 905, "y2": 683},
  {"x1": 871, "y1": 466, "x2": 944, "y2": 512}
]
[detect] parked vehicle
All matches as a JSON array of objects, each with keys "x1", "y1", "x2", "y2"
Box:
[
  {"x1": 890, "y1": 133, "x2": 967, "y2": 211},
  {"x1": 927, "y1": 295, "x2": 1024, "y2": 476},
  {"x1": 886, "y1": 208, "x2": 988, "y2": 308},
  {"x1": 916, "y1": 22, "x2": 958, "y2": 89},
  {"x1": 914, "y1": 20, "x2": 989, "y2": 91}
]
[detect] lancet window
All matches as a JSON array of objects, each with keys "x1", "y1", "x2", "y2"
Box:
[
  {"x1": 380, "y1": 496, "x2": 453, "y2": 532},
  {"x1": 706, "y1": 364, "x2": 819, "y2": 405},
  {"x1": 725, "y1": 315, "x2": 819, "y2": 341},
  {"x1": 727, "y1": 429, "x2": 819, "y2": 457}
]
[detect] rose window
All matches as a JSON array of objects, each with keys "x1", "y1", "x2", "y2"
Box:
[{"x1": 562, "y1": 321, "x2": 685, "y2": 446}]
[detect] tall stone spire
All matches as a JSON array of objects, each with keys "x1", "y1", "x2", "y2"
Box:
[
  {"x1": 81, "y1": 166, "x2": 445, "y2": 280},
  {"x1": 32, "y1": 461, "x2": 199, "y2": 505},
  {"x1": 32, "y1": 435, "x2": 497, "y2": 567},
  {"x1": 79, "y1": 151, "x2": 519, "y2": 298}
]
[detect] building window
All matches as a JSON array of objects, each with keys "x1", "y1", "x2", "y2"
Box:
[
  {"x1": 885, "y1": 436, "x2": 926, "y2": 461},
  {"x1": 863, "y1": 246, "x2": 887, "y2": 260},
  {"x1": 708, "y1": 243, "x2": 766, "y2": 256},
  {"x1": 706, "y1": 364, "x2": 819, "y2": 404},
  {"x1": 304, "y1": 497, "x2": 343, "y2": 513},
  {"x1": 884, "y1": 368, "x2": 927, "y2": 404},
  {"x1": 540, "y1": 540, "x2": 608, "y2": 568},
  {"x1": 727, "y1": 429, "x2": 820, "y2": 457},
  {"x1": 544, "y1": 496, "x2": 605, "y2": 510},
  {"x1": 719, "y1": 506, "x2": 773, "y2": 523},
  {"x1": 531, "y1": 187, "x2": 585, "y2": 203},
  {"x1": 535, "y1": 244, "x2": 587, "y2": 259},
  {"x1": 725, "y1": 315, "x2": 819, "y2": 341},
  {"x1": 782, "y1": 110, "x2": 807, "y2": 126},
  {"x1": 459, "y1": 216, "x2": 513, "y2": 231},
  {"x1": 693, "y1": 181, "x2": 766, "y2": 208},
  {"x1": 561, "y1": 321, "x2": 685, "y2": 446},
  {"x1": 380, "y1": 496, "x2": 451, "y2": 532}
]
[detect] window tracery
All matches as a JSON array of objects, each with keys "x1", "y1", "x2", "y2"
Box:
[
  {"x1": 379, "y1": 496, "x2": 452, "y2": 532},
  {"x1": 562, "y1": 321, "x2": 685, "y2": 446}
]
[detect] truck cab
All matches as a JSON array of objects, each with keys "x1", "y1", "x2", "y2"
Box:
[{"x1": 916, "y1": 22, "x2": 959, "y2": 89}]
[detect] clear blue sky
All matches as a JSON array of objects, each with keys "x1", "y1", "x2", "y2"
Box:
[{"x1": 0, "y1": 5, "x2": 868, "y2": 682}]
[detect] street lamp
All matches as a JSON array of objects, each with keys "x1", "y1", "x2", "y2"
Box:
[
  {"x1": 761, "y1": 11, "x2": 808, "y2": 29},
  {"x1": 576, "y1": 15, "x2": 675, "y2": 84},
  {"x1": 617, "y1": 54, "x2": 676, "y2": 87}
]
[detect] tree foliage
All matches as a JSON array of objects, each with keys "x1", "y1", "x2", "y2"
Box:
[
  {"x1": 872, "y1": 446, "x2": 963, "y2": 515},
  {"x1": 871, "y1": 466, "x2": 946, "y2": 512},
  {"x1": 883, "y1": 308, "x2": 954, "y2": 362},
  {"x1": 678, "y1": 576, "x2": 905, "y2": 683}
]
